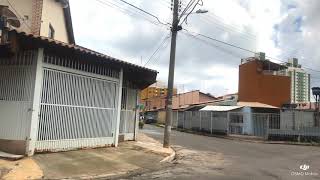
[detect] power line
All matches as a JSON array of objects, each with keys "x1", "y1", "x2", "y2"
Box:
[
  {"x1": 179, "y1": 0, "x2": 203, "y2": 25},
  {"x1": 96, "y1": 0, "x2": 168, "y2": 28},
  {"x1": 118, "y1": 0, "x2": 170, "y2": 26},
  {"x1": 178, "y1": 1, "x2": 257, "y2": 40},
  {"x1": 150, "y1": 37, "x2": 171, "y2": 67},
  {"x1": 144, "y1": 33, "x2": 171, "y2": 66},
  {"x1": 179, "y1": 0, "x2": 195, "y2": 20},
  {"x1": 182, "y1": 28, "x2": 320, "y2": 73},
  {"x1": 94, "y1": 0, "x2": 319, "y2": 74},
  {"x1": 183, "y1": 28, "x2": 255, "y2": 53},
  {"x1": 181, "y1": 30, "x2": 253, "y2": 60}
]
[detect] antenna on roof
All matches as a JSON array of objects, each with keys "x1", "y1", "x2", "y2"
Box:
[{"x1": 0, "y1": 5, "x2": 20, "y2": 44}]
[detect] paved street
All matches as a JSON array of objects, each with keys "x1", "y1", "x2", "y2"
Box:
[{"x1": 125, "y1": 125, "x2": 320, "y2": 180}]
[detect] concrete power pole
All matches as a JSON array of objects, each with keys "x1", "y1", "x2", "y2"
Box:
[{"x1": 163, "y1": 0, "x2": 180, "y2": 148}]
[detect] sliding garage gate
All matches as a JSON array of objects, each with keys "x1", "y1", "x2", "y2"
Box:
[{"x1": 35, "y1": 54, "x2": 120, "y2": 152}]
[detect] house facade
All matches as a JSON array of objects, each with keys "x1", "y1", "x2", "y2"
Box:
[
  {"x1": 0, "y1": 30, "x2": 157, "y2": 156},
  {"x1": 0, "y1": 0, "x2": 74, "y2": 43}
]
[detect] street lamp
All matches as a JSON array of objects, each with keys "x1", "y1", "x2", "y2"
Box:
[
  {"x1": 312, "y1": 87, "x2": 320, "y2": 111},
  {"x1": 312, "y1": 87, "x2": 320, "y2": 127},
  {"x1": 180, "y1": 9, "x2": 208, "y2": 25}
]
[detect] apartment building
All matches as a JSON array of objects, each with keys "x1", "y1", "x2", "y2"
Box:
[
  {"x1": 140, "y1": 82, "x2": 177, "y2": 100},
  {"x1": 282, "y1": 58, "x2": 311, "y2": 103},
  {"x1": 238, "y1": 53, "x2": 291, "y2": 107},
  {"x1": 142, "y1": 90, "x2": 217, "y2": 111}
]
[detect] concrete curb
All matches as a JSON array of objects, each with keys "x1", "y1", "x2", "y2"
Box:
[
  {"x1": 0, "y1": 151, "x2": 24, "y2": 161},
  {"x1": 152, "y1": 125, "x2": 320, "y2": 147},
  {"x1": 160, "y1": 148, "x2": 176, "y2": 163}
]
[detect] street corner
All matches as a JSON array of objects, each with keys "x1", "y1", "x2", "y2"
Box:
[
  {"x1": 134, "y1": 133, "x2": 176, "y2": 162},
  {"x1": 0, "y1": 157, "x2": 43, "y2": 180},
  {"x1": 173, "y1": 146, "x2": 226, "y2": 168}
]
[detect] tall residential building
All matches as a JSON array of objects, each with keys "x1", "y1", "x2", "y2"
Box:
[
  {"x1": 284, "y1": 58, "x2": 311, "y2": 103},
  {"x1": 141, "y1": 90, "x2": 217, "y2": 111},
  {"x1": 0, "y1": 0, "x2": 74, "y2": 44},
  {"x1": 140, "y1": 81, "x2": 177, "y2": 100},
  {"x1": 238, "y1": 53, "x2": 291, "y2": 107}
]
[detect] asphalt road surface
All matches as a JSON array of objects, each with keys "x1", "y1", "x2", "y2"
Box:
[{"x1": 125, "y1": 124, "x2": 320, "y2": 180}]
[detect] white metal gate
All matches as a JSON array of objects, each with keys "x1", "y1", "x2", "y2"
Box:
[
  {"x1": 119, "y1": 87, "x2": 137, "y2": 141},
  {"x1": 35, "y1": 67, "x2": 119, "y2": 152},
  {"x1": 0, "y1": 51, "x2": 36, "y2": 142},
  {"x1": 228, "y1": 112, "x2": 244, "y2": 135}
]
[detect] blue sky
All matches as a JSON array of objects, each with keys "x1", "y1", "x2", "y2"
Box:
[{"x1": 69, "y1": 0, "x2": 320, "y2": 96}]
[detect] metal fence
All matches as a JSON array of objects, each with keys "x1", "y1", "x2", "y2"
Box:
[
  {"x1": 172, "y1": 111, "x2": 320, "y2": 143},
  {"x1": 175, "y1": 111, "x2": 228, "y2": 134},
  {"x1": 268, "y1": 111, "x2": 320, "y2": 142}
]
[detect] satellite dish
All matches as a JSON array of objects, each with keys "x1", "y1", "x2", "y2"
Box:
[{"x1": 0, "y1": 5, "x2": 20, "y2": 28}]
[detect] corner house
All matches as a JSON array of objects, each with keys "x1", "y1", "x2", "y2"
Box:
[{"x1": 0, "y1": 30, "x2": 157, "y2": 156}]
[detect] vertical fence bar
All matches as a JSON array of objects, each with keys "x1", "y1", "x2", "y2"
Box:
[
  {"x1": 210, "y1": 111, "x2": 213, "y2": 134},
  {"x1": 199, "y1": 111, "x2": 202, "y2": 131},
  {"x1": 227, "y1": 112, "x2": 230, "y2": 135},
  {"x1": 134, "y1": 90, "x2": 140, "y2": 141},
  {"x1": 26, "y1": 48, "x2": 44, "y2": 156},
  {"x1": 265, "y1": 114, "x2": 269, "y2": 140},
  {"x1": 183, "y1": 112, "x2": 185, "y2": 129},
  {"x1": 114, "y1": 68, "x2": 123, "y2": 147}
]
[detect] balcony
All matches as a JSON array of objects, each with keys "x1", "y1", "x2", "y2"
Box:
[{"x1": 262, "y1": 70, "x2": 289, "y2": 76}]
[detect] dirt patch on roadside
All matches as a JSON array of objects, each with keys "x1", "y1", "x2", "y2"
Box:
[
  {"x1": 0, "y1": 158, "x2": 43, "y2": 180},
  {"x1": 0, "y1": 167, "x2": 11, "y2": 179},
  {"x1": 173, "y1": 146, "x2": 227, "y2": 173}
]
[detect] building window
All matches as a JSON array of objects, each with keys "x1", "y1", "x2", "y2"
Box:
[{"x1": 48, "y1": 24, "x2": 55, "y2": 39}]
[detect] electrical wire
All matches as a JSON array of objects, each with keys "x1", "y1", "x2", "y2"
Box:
[
  {"x1": 95, "y1": 0, "x2": 319, "y2": 74},
  {"x1": 144, "y1": 33, "x2": 171, "y2": 67},
  {"x1": 180, "y1": 0, "x2": 203, "y2": 25},
  {"x1": 95, "y1": 0, "x2": 168, "y2": 28},
  {"x1": 150, "y1": 37, "x2": 171, "y2": 67},
  {"x1": 182, "y1": 28, "x2": 320, "y2": 73},
  {"x1": 179, "y1": 0, "x2": 195, "y2": 19},
  {"x1": 181, "y1": 30, "x2": 253, "y2": 61},
  {"x1": 118, "y1": 0, "x2": 171, "y2": 26}
]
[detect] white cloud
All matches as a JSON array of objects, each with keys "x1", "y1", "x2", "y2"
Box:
[{"x1": 69, "y1": 0, "x2": 320, "y2": 96}]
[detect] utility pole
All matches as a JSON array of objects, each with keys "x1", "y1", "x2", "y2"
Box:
[{"x1": 163, "y1": 0, "x2": 180, "y2": 148}]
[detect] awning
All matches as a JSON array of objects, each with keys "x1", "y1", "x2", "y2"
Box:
[
  {"x1": 237, "y1": 102, "x2": 279, "y2": 109},
  {"x1": 200, "y1": 106, "x2": 242, "y2": 111}
]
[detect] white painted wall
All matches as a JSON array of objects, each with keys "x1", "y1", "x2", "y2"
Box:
[
  {"x1": 242, "y1": 107, "x2": 253, "y2": 135},
  {"x1": 41, "y1": 0, "x2": 69, "y2": 43}
]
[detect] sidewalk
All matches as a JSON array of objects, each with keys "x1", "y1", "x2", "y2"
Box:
[{"x1": 0, "y1": 133, "x2": 175, "y2": 180}]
